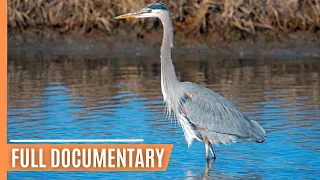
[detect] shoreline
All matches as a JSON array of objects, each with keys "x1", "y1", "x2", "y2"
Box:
[{"x1": 8, "y1": 30, "x2": 320, "y2": 60}]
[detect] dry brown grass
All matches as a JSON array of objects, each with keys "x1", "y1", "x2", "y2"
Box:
[{"x1": 7, "y1": 0, "x2": 320, "y2": 40}]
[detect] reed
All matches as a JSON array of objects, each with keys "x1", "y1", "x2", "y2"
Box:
[{"x1": 7, "y1": 0, "x2": 320, "y2": 40}]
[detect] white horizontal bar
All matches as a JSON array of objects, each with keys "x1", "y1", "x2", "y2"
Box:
[{"x1": 10, "y1": 139, "x2": 144, "y2": 143}]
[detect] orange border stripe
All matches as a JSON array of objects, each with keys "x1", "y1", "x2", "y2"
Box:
[{"x1": 1, "y1": 0, "x2": 8, "y2": 179}]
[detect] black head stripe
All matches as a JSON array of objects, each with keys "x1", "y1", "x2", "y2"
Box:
[{"x1": 147, "y1": 3, "x2": 168, "y2": 10}]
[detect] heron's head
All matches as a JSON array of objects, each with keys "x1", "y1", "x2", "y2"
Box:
[{"x1": 115, "y1": 3, "x2": 168, "y2": 19}]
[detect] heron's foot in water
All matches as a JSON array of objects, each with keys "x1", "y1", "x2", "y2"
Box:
[
  {"x1": 206, "y1": 155, "x2": 216, "y2": 160},
  {"x1": 205, "y1": 158, "x2": 215, "y2": 170},
  {"x1": 205, "y1": 154, "x2": 216, "y2": 161}
]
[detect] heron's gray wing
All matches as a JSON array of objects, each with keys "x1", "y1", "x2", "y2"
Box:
[{"x1": 181, "y1": 82, "x2": 266, "y2": 140}]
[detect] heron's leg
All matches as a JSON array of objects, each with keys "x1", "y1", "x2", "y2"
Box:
[
  {"x1": 203, "y1": 136, "x2": 210, "y2": 160},
  {"x1": 208, "y1": 142, "x2": 216, "y2": 160},
  {"x1": 205, "y1": 143, "x2": 210, "y2": 160}
]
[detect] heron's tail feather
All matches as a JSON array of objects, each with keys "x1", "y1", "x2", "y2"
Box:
[{"x1": 249, "y1": 120, "x2": 266, "y2": 143}]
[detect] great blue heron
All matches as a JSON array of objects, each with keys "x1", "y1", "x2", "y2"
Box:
[{"x1": 115, "y1": 3, "x2": 266, "y2": 160}]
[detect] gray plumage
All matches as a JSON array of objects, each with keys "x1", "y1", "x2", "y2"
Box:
[
  {"x1": 179, "y1": 82, "x2": 266, "y2": 145},
  {"x1": 115, "y1": 2, "x2": 266, "y2": 160}
]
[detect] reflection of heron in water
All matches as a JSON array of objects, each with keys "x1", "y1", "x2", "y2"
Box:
[
  {"x1": 115, "y1": 3, "x2": 266, "y2": 160},
  {"x1": 186, "y1": 159, "x2": 263, "y2": 180}
]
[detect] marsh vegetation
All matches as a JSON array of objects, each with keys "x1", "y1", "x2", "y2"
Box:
[{"x1": 8, "y1": 0, "x2": 320, "y2": 42}]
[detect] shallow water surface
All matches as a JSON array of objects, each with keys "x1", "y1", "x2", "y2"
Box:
[{"x1": 8, "y1": 51, "x2": 320, "y2": 179}]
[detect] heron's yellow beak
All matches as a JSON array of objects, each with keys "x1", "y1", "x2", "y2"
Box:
[{"x1": 114, "y1": 11, "x2": 144, "y2": 20}]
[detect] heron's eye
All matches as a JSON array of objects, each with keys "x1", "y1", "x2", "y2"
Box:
[{"x1": 148, "y1": 9, "x2": 152, "y2": 13}]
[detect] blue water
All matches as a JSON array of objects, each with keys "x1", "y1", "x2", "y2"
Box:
[{"x1": 7, "y1": 52, "x2": 320, "y2": 179}]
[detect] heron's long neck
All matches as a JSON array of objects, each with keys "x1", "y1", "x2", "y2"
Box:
[{"x1": 159, "y1": 12, "x2": 179, "y2": 100}]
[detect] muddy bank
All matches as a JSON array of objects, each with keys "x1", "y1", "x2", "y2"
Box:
[{"x1": 8, "y1": 28, "x2": 320, "y2": 60}]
